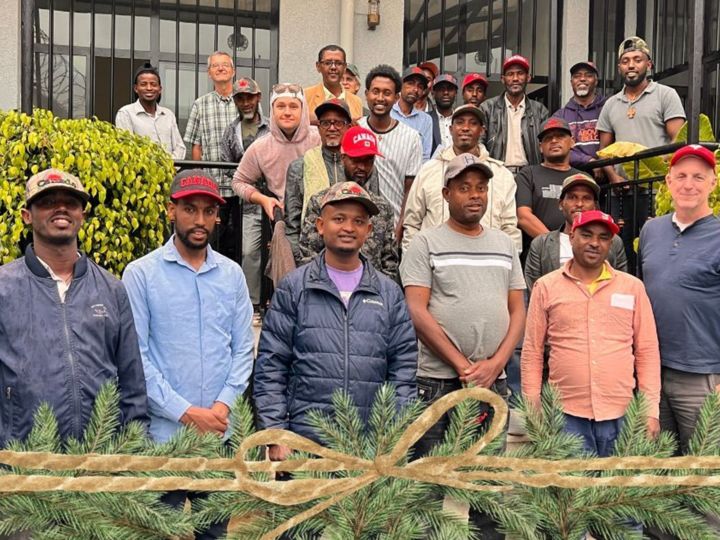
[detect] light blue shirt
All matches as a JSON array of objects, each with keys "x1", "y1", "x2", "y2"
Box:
[
  {"x1": 390, "y1": 102, "x2": 433, "y2": 162},
  {"x1": 122, "y1": 236, "x2": 254, "y2": 442}
]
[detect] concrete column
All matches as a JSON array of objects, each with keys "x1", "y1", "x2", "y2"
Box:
[
  {"x1": 0, "y1": 0, "x2": 21, "y2": 111},
  {"x1": 560, "y1": 0, "x2": 591, "y2": 104}
]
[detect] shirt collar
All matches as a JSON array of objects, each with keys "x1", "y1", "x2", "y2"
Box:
[
  {"x1": 131, "y1": 99, "x2": 165, "y2": 116},
  {"x1": 620, "y1": 81, "x2": 656, "y2": 102},
  {"x1": 162, "y1": 235, "x2": 218, "y2": 273},
  {"x1": 562, "y1": 259, "x2": 614, "y2": 282},
  {"x1": 323, "y1": 85, "x2": 346, "y2": 101},
  {"x1": 212, "y1": 90, "x2": 233, "y2": 103},
  {"x1": 504, "y1": 94, "x2": 526, "y2": 110},
  {"x1": 392, "y1": 102, "x2": 419, "y2": 118}
]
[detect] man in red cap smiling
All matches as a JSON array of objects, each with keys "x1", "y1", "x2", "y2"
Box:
[
  {"x1": 639, "y1": 144, "x2": 720, "y2": 458},
  {"x1": 480, "y1": 55, "x2": 549, "y2": 169},
  {"x1": 298, "y1": 126, "x2": 398, "y2": 280},
  {"x1": 523, "y1": 209, "x2": 660, "y2": 460}
]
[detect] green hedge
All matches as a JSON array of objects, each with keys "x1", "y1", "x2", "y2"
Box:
[{"x1": 0, "y1": 109, "x2": 175, "y2": 275}]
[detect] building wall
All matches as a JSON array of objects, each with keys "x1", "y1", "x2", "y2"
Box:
[
  {"x1": 278, "y1": 0, "x2": 404, "y2": 94},
  {"x1": 0, "y1": 0, "x2": 21, "y2": 110},
  {"x1": 560, "y1": 0, "x2": 591, "y2": 105}
]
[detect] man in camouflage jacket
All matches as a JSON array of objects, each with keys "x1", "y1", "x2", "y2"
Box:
[{"x1": 299, "y1": 126, "x2": 398, "y2": 281}]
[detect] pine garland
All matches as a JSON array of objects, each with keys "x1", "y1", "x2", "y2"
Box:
[{"x1": 1, "y1": 383, "x2": 719, "y2": 539}]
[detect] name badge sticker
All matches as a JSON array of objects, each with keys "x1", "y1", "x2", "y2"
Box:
[{"x1": 610, "y1": 293, "x2": 635, "y2": 311}]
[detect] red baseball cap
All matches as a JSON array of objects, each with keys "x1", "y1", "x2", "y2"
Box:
[
  {"x1": 171, "y1": 170, "x2": 225, "y2": 205},
  {"x1": 670, "y1": 144, "x2": 717, "y2": 170},
  {"x1": 537, "y1": 117, "x2": 572, "y2": 140},
  {"x1": 462, "y1": 73, "x2": 489, "y2": 90},
  {"x1": 572, "y1": 210, "x2": 620, "y2": 235},
  {"x1": 502, "y1": 54, "x2": 530, "y2": 73},
  {"x1": 341, "y1": 126, "x2": 384, "y2": 158},
  {"x1": 418, "y1": 61, "x2": 439, "y2": 80}
]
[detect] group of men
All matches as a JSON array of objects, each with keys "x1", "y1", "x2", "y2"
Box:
[{"x1": 3, "y1": 34, "x2": 715, "y2": 540}]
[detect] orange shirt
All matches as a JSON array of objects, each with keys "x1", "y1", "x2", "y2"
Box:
[
  {"x1": 521, "y1": 261, "x2": 661, "y2": 420},
  {"x1": 304, "y1": 83, "x2": 364, "y2": 122}
]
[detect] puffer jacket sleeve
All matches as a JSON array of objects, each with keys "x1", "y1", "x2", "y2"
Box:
[
  {"x1": 383, "y1": 281, "x2": 418, "y2": 407},
  {"x1": 253, "y1": 273, "x2": 299, "y2": 430}
]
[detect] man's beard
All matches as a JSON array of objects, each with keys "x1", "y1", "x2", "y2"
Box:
[
  {"x1": 176, "y1": 226, "x2": 210, "y2": 250},
  {"x1": 623, "y1": 71, "x2": 647, "y2": 87}
]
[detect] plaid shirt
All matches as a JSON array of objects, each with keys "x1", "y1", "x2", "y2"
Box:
[{"x1": 184, "y1": 91, "x2": 237, "y2": 196}]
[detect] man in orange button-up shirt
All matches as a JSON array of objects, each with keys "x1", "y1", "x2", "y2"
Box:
[{"x1": 522, "y1": 210, "x2": 661, "y2": 456}]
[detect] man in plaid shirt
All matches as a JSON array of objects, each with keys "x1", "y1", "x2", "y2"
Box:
[{"x1": 184, "y1": 50, "x2": 238, "y2": 196}]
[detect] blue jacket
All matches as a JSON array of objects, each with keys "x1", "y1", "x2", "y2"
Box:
[
  {"x1": 254, "y1": 254, "x2": 418, "y2": 442},
  {"x1": 0, "y1": 246, "x2": 149, "y2": 446}
]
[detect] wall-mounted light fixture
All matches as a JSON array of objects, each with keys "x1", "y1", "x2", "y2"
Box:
[{"x1": 368, "y1": 0, "x2": 380, "y2": 30}]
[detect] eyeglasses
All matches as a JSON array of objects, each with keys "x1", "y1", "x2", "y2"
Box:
[
  {"x1": 209, "y1": 62, "x2": 233, "y2": 69},
  {"x1": 318, "y1": 119, "x2": 350, "y2": 129},
  {"x1": 272, "y1": 83, "x2": 304, "y2": 96},
  {"x1": 319, "y1": 60, "x2": 347, "y2": 68}
]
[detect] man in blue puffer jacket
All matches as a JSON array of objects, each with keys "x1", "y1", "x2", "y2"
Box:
[{"x1": 254, "y1": 181, "x2": 417, "y2": 460}]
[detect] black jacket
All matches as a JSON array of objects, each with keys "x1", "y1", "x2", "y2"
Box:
[
  {"x1": 253, "y1": 253, "x2": 417, "y2": 442},
  {"x1": 0, "y1": 246, "x2": 149, "y2": 446},
  {"x1": 479, "y1": 93, "x2": 549, "y2": 165}
]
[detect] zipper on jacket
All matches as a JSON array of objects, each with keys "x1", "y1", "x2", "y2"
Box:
[
  {"x1": 61, "y1": 301, "x2": 82, "y2": 437},
  {"x1": 343, "y1": 309, "x2": 350, "y2": 393}
]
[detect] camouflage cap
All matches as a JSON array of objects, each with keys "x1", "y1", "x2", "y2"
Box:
[
  {"x1": 232, "y1": 77, "x2": 262, "y2": 96},
  {"x1": 618, "y1": 36, "x2": 651, "y2": 59},
  {"x1": 320, "y1": 181, "x2": 380, "y2": 216},
  {"x1": 25, "y1": 168, "x2": 90, "y2": 206},
  {"x1": 345, "y1": 63, "x2": 361, "y2": 79}
]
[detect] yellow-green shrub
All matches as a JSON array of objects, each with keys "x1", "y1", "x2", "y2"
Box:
[{"x1": 0, "y1": 108, "x2": 175, "y2": 274}]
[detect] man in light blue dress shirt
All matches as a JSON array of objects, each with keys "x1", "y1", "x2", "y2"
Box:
[{"x1": 123, "y1": 169, "x2": 254, "y2": 539}]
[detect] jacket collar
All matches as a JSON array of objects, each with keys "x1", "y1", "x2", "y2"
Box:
[
  {"x1": 24, "y1": 244, "x2": 88, "y2": 279},
  {"x1": 306, "y1": 251, "x2": 380, "y2": 298}
]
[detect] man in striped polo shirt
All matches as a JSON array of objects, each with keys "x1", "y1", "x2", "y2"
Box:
[
  {"x1": 358, "y1": 64, "x2": 424, "y2": 235},
  {"x1": 401, "y1": 153, "x2": 526, "y2": 537}
]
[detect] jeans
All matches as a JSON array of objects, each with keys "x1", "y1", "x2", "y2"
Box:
[
  {"x1": 414, "y1": 376, "x2": 510, "y2": 539},
  {"x1": 161, "y1": 490, "x2": 228, "y2": 539},
  {"x1": 564, "y1": 414, "x2": 642, "y2": 537},
  {"x1": 240, "y1": 203, "x2": 263, "y2": 305},
  {"x1": 563, "y1": 414, "x2": 624, "y2": 458}
]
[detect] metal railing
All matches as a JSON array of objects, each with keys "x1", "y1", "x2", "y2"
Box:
[{"x1": 580, "y1": 141, "x2": 720, "y2": 274}]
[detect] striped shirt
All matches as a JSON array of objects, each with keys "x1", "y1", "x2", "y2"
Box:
[
  {"x1": 358, "y1": 117, "x2": 423, "y2": 224},
  {"x1": 401, "y1": 223, "x2": 526, "y2": 379},
  {"x1": 184, "y1": 91, "x2": 238, "y2": 196}
]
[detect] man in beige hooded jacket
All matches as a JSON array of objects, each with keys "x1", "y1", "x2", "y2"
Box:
[{"x1": 402, "y1": 104, "x2": 520, "y2": 253}]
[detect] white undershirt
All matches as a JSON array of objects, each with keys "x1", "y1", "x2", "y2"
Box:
[
  {"x1": 36, "y1": 254, "x2": 80, "y2": 303},
  {"x1": 672, "y1": 212, "x2": 691, "y2": 232},
  {"x1": 559, "y1": 232, "x2": 573, "y2": 264}
]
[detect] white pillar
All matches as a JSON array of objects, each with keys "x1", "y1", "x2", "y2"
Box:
[{"x1": 0, "y1": 0, "x2": 21, "y2": 110}]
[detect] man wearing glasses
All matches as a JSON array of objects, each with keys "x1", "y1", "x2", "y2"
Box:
[
  {"x1": 304, "y1": 44, "x2": 364, "y2": 123},
  {"x1": 184, "y1": 51, "x2": 238, "y2": 194},
  {"x1": 285, "y1": 99, "x2": 353, "y2": 263}
]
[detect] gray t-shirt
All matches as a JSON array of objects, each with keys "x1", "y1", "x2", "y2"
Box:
[
  {"x1": 400, "y1": 223, "x2": 526, "y2": 379},
  {"x1": 596, "y1": 81, "x2": 686, "y2": 148}
]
